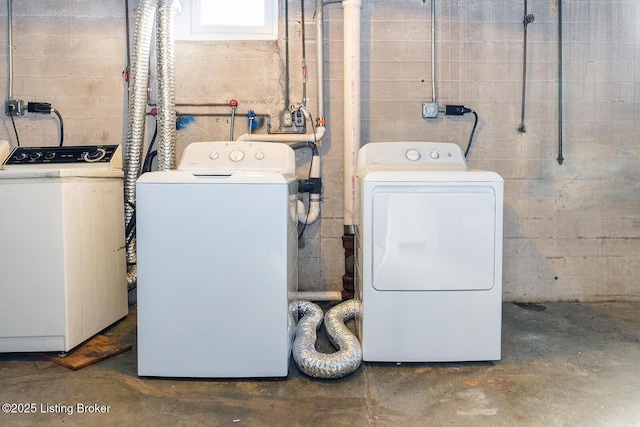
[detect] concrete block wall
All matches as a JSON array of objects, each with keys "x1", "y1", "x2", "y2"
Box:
[
  {"x1": 0, "y1": 1, "x2": 127, "y2": 147},
  {"x1": 1, "y1": 0, "x2": 638, "y2": 302}
]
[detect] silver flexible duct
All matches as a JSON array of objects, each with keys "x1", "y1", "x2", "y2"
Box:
[
  {"x1": 124, "y1": 0, "x2": 157, "y2": 291},
  {"x1": 290, "y1": 299, "x2": 362, "y2": 379},
  {"x1": 155, "y1": 0, "x2": 177, "y2": 170}
]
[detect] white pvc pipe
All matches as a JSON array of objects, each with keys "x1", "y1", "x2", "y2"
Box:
[
  {"x1": 342, "y1": 0, "x2": 361, "y2": 234},
  {"x1": 237, "y1": 123, "x2": 325, "y2": 143},
  {"x1": 297, "y1": 153, "x2": 321, "y2": 224},
  {"x1": 293, "y1": 291, "x2": 343, "y2": 302},
  {"x1": 297, "y1": 195, "x2": 320, "y2": 224},
  {"x1": 315, "y1": 0, "x2": 325, "y2": 121}
]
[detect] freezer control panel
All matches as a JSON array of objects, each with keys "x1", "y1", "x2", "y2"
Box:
[{"x1": 2, "y1": 145, "x2": 122, "y2": 169}]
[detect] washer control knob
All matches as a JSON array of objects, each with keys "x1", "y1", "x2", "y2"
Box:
[
  {"x1": 229, "y1": 149, "x2": 245, "y2": 162},
  {"x1": 405, "y1": 149, "x2": 421, "y2": 161},
  {"x1": 430, "y1": 150, "x2": 440, "y2": 159},
  {"x1": 84, "y1": 148, "x2": 106, "y2": 162},
  {"x1": 255, "y1": 151, "x2": 265, "y2": 160},
  {"x1": 209, "y1": 151, "x2": 219, "y2": 160}
]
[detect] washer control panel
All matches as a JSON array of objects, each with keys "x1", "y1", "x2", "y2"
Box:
[
  {"x1": 3, "y1": 145, "x2": 121, "y2": 169},
  {"x1": 179, "y1": 141, "x2": 295, "y2": 175}
]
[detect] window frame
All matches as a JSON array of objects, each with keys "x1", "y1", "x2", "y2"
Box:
[{"x1": 174, "y1": 0, "x2": 279, "y2": 41}]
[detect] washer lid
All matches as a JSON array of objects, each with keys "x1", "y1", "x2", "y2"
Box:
[{"x1": 137, "y1": 170, "x2": 295, "y2": 185}]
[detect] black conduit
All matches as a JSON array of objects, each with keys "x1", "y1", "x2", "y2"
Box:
[
  {"x1": 518, "y1": 0, "x2": 535, "y2": 134},
  {"x1": 557, "y1": 0, "x2": 564, "y2": 165}
]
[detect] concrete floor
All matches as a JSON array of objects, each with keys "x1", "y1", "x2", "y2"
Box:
[{"x1": 0, "y1": 302, "x2": 638, "y2": 426}]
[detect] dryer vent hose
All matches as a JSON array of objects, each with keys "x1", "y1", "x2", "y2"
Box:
[
  {"x1": 124, "y1": 0, "x2": 177, "y2": 293},
  {"x1": 124, "y1": 0, "x2": 157, "y2": 292},
  {"x1": 290, "y1": 299, "x2": 362, "y2": 379}
]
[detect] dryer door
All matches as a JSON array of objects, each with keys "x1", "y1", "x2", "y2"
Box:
[{"x1": 371, "y1": 185, "x2": 498, "y2": 291}]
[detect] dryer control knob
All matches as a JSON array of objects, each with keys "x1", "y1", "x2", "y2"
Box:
[
  {"x1": 209, "y1": 151, "x2": 219, "y2": 160},
  {"x1": 430, "y1": 150, "x2": 440, "y2": 159},
  {"x1": 229, "y1": 149, "x2": 245, "y2": 162},
  {"x1": 406, "y1": 149, "x2": 421, "y2": 161},
  {"x1": 255, "y1": 151, "x2": 265, "y2": 160}
]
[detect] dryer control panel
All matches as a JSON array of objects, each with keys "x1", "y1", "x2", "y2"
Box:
[
  {"x1": 2, "y1": 145, "x2": 122, "y2": 169},
  {"x1": 356, "y1": 142, "x2": 467, "y2": 172}
]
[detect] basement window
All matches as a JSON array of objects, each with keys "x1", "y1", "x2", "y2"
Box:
[{"x1": 174, "y1": 0, "x2": 279, "y2": 41}]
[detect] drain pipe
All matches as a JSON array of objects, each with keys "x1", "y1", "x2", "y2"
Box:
[
  {"x1": 315, "y1": 0, "x2": 325, "y2": 123},
  {"x1": 342, "y1": 0, "x2": 361, "y2": 236},
  {"x1": 238, "y1": 0, "x2": 327, "y2": 227},
  {"x1": 293, "y1": 0, "x2": 327, "y2": 227},
  {"x1": 340, "y1": 0, "x2": 362, "y2": 300},
  {"x1": 297, "y1": 149, "x2": 321, "y2": 225},
  {"x1": 293, "y1": 291, "x2": 343, "y2": 302}
]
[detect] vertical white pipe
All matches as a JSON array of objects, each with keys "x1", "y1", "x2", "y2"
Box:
[
  {"x1": 343, "y1": 0, "x2": 361, "y2": 234},
  {"x1": 316, "y1": 0, "x2": 325, "y2": 121}
]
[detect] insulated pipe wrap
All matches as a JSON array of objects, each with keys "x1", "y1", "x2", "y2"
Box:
[
  {"x1": 290, "y1": 299, "x2": 362, "y2": 379},
  {"x1": 156, "y1": 0, "x2": 177, "y2": 170},
  {"x1": 124, "y1": 0, "x2": 157, "y2": 285}
]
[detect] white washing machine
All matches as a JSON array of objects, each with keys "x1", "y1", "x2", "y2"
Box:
[
  {"x1": 355, "y1": 142, "x2": 503, "y2": 362},
  {"x1": 136, "y1": 141, "x2": 298, "y2": 378},
  {"x1": 0, "y1": 142, "x2": 128, "y2": 353}
]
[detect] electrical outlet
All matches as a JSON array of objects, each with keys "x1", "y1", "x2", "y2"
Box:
[
  {"x1": 422, "y1": 102, "x2": 439, "y2": 119},
  {"x1": 5, "y1": 99, "x2": 25, "y2": 116},
  {"x1": 282, "y1": 110, "x2": 293, "y2": 127},
  {"x1": 294, "y1": 109, "x2": 305, "y2": 127}
]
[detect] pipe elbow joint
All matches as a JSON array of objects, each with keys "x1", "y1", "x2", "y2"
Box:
[{"x1": 298, "y1": 196, "x2": 320, "y2": 225}]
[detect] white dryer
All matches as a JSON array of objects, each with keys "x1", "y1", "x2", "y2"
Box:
[
  {"x1": 136, "y1": 141, "x2": 298, "y2": 378},
  {"x1": 355, "y1": 142, "x2": 503, "y2": 362}
]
